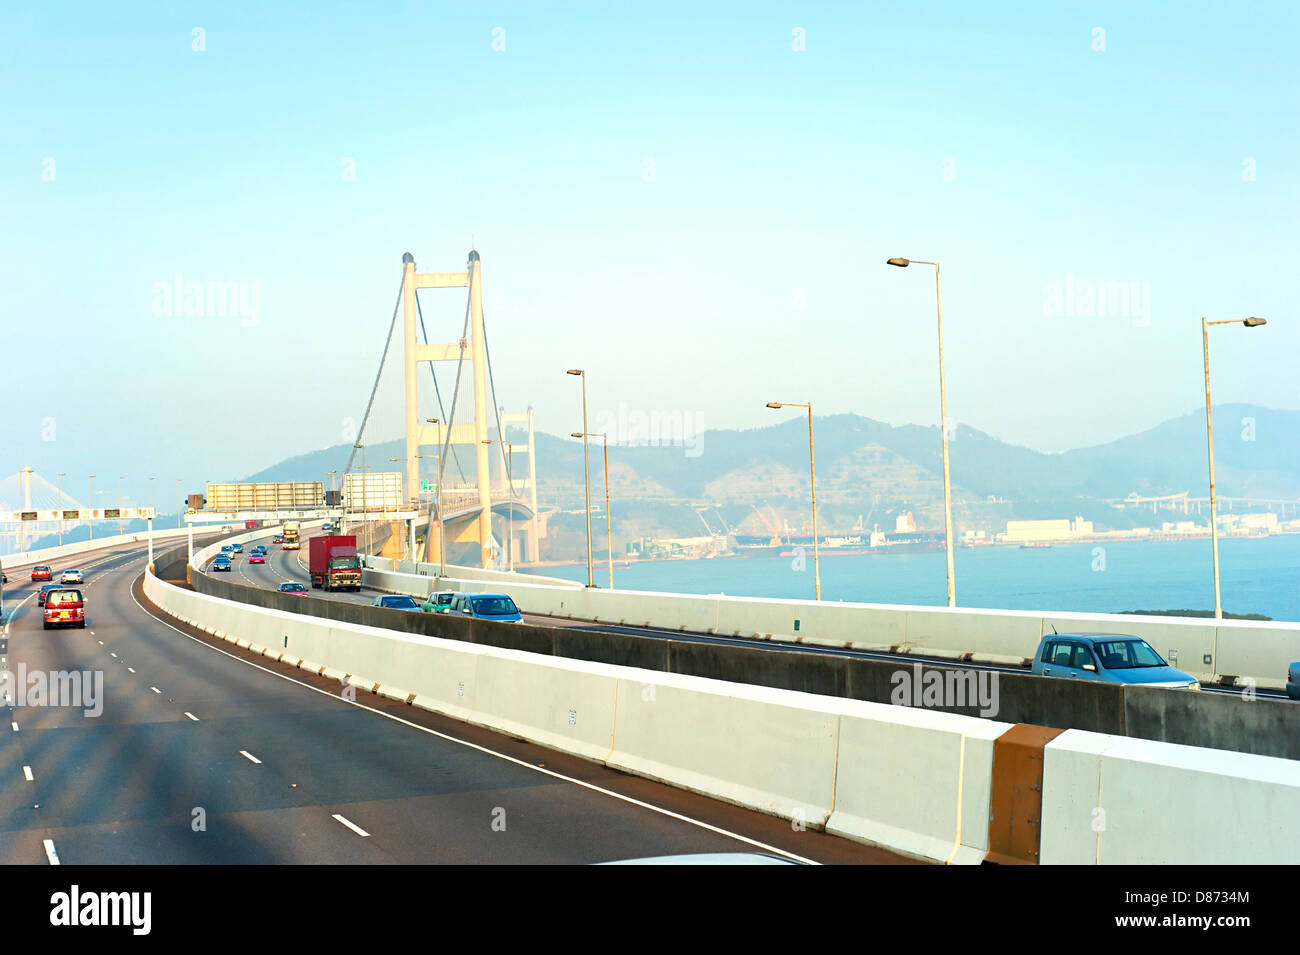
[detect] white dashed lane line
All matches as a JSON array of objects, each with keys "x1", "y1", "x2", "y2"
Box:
[
  {"x1": 10, "y1": 722, "x2": 17, "y2": 733},
  {"x1": 127, "y1": 668, "x2": 135, "y2": 673},
  {"x1": 22, "y1": 766, "x2": 33, "y2": 781},
  {"x1": 332, "y1": 814, "x2": 370, "y2": 837},
  {"x1": 184, "y1": 712, "x2": 199, "y2": 721},
  {"x1": 240, "y1": 750, "x2": 262, "y2": 764},
  {"x1": 149, "y1": 687, "x2": 161, "y2": 694},
  {"x1": 43, "y1": 839, "x2": 60, "y2": 865}
]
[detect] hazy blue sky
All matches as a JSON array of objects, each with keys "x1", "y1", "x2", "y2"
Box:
[{"x1": 3, "y1": 0, "x2": 1296, "y2": 507}]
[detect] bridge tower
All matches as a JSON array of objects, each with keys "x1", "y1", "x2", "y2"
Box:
[{"x1": 400, "y1": 250, "x2": 494, "y2": 568}]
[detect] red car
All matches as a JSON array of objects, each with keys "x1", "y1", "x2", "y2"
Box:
[
  {"x1": 31, "y1": 565, "x2": 52, "y2": 582},
  {"x1": 43, "y1": 588, "x2": 85, "y2": 629},
  {"x1": 248, "y1": 552, "x2": 266, "y2": 564},
  {"x1": 273, "y1": 535, "x2": 284, "y2": 544}
]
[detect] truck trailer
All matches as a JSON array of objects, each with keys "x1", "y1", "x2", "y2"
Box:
[{"x1": 309, "y1": 535, "x2": 362, "y2": 591}]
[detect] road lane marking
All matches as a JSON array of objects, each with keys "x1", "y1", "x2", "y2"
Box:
[
  {"x1": 240, "y1": 750, "x2": 261, "y2": 764},
  {"x1": 43, "y1": 839, "x2": 60, "y2": 865},
  {"x1": 23, "y1": 766, "x2": 33, "y2": 781},
  {"x1": 109, "y1": 652, "x2": 117, "y2": 658},
  {"x1": 131, "y1": 582, "x2": 818, "y2": 865},
  {"x1": 127, "y1": 667, "x2": 136, "y2": 673},
  {"x1": 11, "y1": 722, "x2": 17, "y2": 732},
  {"x1": 332, "y1": 814, "x2": 371, "y2": 837},
  {"x1": 184, "y1": 712, "x2": 199, "y2": 721},
  {"x1": 150, "y1": 686, "x2": 161, "y2": 694}
]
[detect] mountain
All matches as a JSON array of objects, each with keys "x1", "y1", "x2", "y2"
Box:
[{"x1": 224, "y1": 404, "x2": 1299, "y2": 552}]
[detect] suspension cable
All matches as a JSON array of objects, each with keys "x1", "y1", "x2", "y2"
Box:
[
  {"x1": 415, "y1": 290, "x2": 468, "y2": 483},
  {"x1": 344, "y1": 270, "x2": 404, "y2": 476}
]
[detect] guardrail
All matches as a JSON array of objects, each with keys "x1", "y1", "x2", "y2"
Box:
[
  {"x1": 366, "y1": 560, "x2": 1299, "y2": 690},
  {"x1": 157, "y1": 556, "x2": 1300, "y2": 863}
]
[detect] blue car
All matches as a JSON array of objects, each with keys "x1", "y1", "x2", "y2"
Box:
[
  {"x1": 212, "y1": 555, "x2": 233, "y2": 573},
  {"x1": 372, "y1": 595, "x2": 422, "y2": 611},
  {"x1": 447, "y1": 592, "x2": 523, "y2": 623},
  {"x1": 1031, "y1": 633, "x2": 1199, "y2": 689},
  {"x1": 1287, "y1": 663, "x2": 1300, "y2": 701}
]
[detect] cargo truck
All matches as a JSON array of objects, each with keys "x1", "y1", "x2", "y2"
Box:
[{"x1": 309, "y1": 535, "x2": 363, "y2": 591}]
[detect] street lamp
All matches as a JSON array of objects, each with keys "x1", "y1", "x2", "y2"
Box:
[
  {"x1": 176, "y1": 478, "x2": 183, "y2": 529},
  {"x1": 1202, "y1": 316, "x2": 1267, "y2": 620},
  {"x1": 87, "y1": 475, "x2": 95, "y2": 540},
  {"x1": 354, "y1": 444, "x2": 369, "y2": 556},
  {"x1": 887, "y1": 255, "x2": 957, "y2": 607},
  {"x1": 118, "y1": 476, "x2": 126, "y2": 535},
  {"x1": 567, "y1": 369, "x2": 595, "y2": 588},
  {"x1": 57, "y1": 472, "x2": 66, "y2": 546},
  {"x1": 572, "y1": 432, "x2": 613, "y2": 588},
  {"x1": 426, "y1": 418, "x2": 446, "y2": 576},
  {"x1": 391, "y1": 456, "x2": 423, "y2": 562},
  {"x1": 766, "y1": 402, "x2": 821, "y2": 601}
]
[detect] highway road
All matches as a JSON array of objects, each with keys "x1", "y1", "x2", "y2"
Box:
[
  {"x1": 225, "y1": 536, "x2": 1283, "y2": 700},
  {"x1": 0, "y1": 534, "x2": 908, "y2": 864}
]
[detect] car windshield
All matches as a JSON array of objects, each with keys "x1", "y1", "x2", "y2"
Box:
[
  {"x1": 472, "y1": 596, "x2": 519, "y2": 616},
  {"x1": 282, "y1": 583, "x2": 305, "y2": 591},
  {"x1": 1094, "y1": 639, "x2": 1165, "y2": 669},
  {"x1": 48, "y1": 590, "x2": 82, "y2": 603},
  {"x1": 436, "y1": 593, "x2": 454, "y2": 605},
  {"x1": 383, "y1": 596, "x2": 419, "y2": 609},
  {"x1": 332, "y1": 557, "x2": 361, "y2": 570}
]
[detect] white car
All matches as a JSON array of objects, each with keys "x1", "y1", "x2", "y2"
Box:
[{"x1": 61, "y1": 569, "x2": 84, "y2": 584}]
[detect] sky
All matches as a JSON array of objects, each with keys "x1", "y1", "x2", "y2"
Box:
[{"x1": 2, "y1": 0, "x2": 1297, "y2": 509}]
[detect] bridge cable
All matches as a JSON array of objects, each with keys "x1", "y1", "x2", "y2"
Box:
[
  {"x1": 343, "y1": 271, "x2": 404, "y2": 477},
  {"x1": 479, "y1": 303, "x2": 517, "y2": 498},
  {"x1": 414, "y1": 291, "x2": 468, "y2": 484},
  {"x1": 436, "y1": 268, "x2": 475, "y2": 504}
]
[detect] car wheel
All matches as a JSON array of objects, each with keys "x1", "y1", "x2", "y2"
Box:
[
  {"x1": 42, "y1": 622, "x2": 50, "y2": 630},
  {"x1": 78, "y1": 621, "x2": 86, "y2": 628}
]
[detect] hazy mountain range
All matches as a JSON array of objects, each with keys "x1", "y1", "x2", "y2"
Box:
[{"x1": 234, "y1": 403, "x2": 1298, "y2": 547}]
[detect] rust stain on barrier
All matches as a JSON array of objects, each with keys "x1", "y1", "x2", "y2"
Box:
[{"x1": 985, "y1": 723, "x2": 1065, "y2": 865}]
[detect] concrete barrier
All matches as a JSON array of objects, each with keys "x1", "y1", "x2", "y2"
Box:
[
  {"x1": 1040, "y1": 729, "x2": 1300, "y2": 864},
  {"x1": 153, "y1": 563, "x2": 1300, "y2": 864},
  {"x1": 365, "y1": 562, "x2": 1298, "y2": 688},
  {"x1": 829, "y1": 704, "x2": 1010, "y2": 865},
  {"x1": 149, "y1": 563, "x2": 1005, "y2": 862}
]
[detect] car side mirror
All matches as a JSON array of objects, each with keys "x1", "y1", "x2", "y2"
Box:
[{"x1": 1083, "y1": 664, "x2": 1096, "y2": 672}]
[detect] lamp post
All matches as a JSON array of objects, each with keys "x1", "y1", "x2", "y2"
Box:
[
  {"x1": 572, "y1": 432, "x2": 613, "y2": 588},
  {"x1": 482, "y1": 439, "x2": 518, "y2": 572},
  {"x1": 118, "y1": 476, "x2": 125, "y2": 534},
  {"x1": 1202, "y1": 316, "x2": 1267, "y2": 621},
  {"x1": 391, "y1": 456, "x2": 423, "y2": 562},
  {"x1": 567, "y1": 369, "x2": 595, "y2": 587},
  {"x1": 765, "y1": 402, "x2": 820, "y2": 601},
  {"x1": 426, "y1": 418, "x2": 446, "y2": 575},
  {"x1": 57, "y1": 472, "x2": 66, "y2": 546},
  {"x1": 86, "y1": 475, "x2": 95, "y2": 540},
  {"x1": 176, "y1": 478, "x2": 183, "y2": 529},
  {"x1": 353, "y1": 444, "x2": 369, "y2": 556},
  {"x1": 887, "y1": 256, "x2": 957, "y2": 607}
]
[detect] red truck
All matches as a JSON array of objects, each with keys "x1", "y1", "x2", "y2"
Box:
[{"x1": 308, "y1": 535, "x2": 363, "y2": 591}]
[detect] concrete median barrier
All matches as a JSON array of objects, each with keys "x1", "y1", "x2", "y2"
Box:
[
  {"x1": 607, "y1": 674, "x2": 841, "y2": 825},
  {"x1": 1040, "y1": 728, "x2": 1300, "y2": 864},
  {"x1": 147, "y1": 563, "x2": 1300, "y2": 865},
  {"x1": 829, "y1": 704, "x2": 1011, "y2": 865}
]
